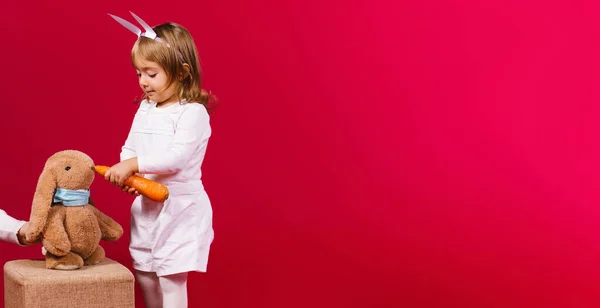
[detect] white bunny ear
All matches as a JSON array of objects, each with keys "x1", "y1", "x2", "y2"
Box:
[
  {"x1": 108, "y1": 13, "x2": 142, "y2": 37},
  {"x1": 108, "y1": 12, "x2": 178, "y2": 55},
  {"x1": 129, "y1": 11, "x2": 157, "y2": 40}
]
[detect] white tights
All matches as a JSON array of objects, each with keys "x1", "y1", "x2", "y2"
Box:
[{"x1": 136, "y1": 270, "x2": 189, "y2": 308}]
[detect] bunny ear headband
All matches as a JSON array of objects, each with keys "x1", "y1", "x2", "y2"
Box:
[{"x1": 108, "y1": 11, "x2": 171, "y2": 47}]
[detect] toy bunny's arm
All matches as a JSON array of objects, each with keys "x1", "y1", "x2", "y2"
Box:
[
  {"x1": 43, "y1": 208, "x2": 71, "y2": 256},
  {"x1": 90, "y1": 206, "x2": 123, "y2": 241}
]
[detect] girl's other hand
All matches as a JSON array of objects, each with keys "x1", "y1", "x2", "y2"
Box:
[
  {"x1": 18, "y1": 222, "x2": 40, "y2": 246},
  {"x1": 121, "y1": 185, "x2": 140, "y2": 196}
]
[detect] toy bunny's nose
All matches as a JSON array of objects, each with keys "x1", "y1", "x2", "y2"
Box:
[{"x1": 90, "y1": 166, "x2": 95, "y2": 171}]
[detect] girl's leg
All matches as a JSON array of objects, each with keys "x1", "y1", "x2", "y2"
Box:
[
  {"x1": 159, "y1": 272, "x2": 189, "y2": 308},
  {"x1": 135, "y1": 270, "x2": 163, "y2": 308}
]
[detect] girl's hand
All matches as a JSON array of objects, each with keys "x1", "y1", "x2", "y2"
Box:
[
  {"x1": 121, "y1": 185, "x2": 140, "y2": 196},
  {"x1": 104, "y1": 158, "x2": 138, "y2": 187},
  {"x1": 17, "y1": 222, "x2": 40, "y2": 246},
  {"x1": 121, "y1": 174, "x2": 143, "y2": 196}
]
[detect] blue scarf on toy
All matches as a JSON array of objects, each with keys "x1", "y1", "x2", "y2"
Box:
[{"x1": 53, "y1": 188, "x2": 90, "y2": 206}]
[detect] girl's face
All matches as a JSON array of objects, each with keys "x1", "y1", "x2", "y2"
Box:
[{"x1": 134, "y1": 57, "x2": 178, "y2": 105}]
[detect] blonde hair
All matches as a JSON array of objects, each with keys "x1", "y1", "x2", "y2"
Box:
[{"x1": 131, "y1": 22, "x2": 216, "y2": 110}]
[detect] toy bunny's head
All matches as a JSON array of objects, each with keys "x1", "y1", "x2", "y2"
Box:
[
  {"x1": 26, "y1": 150, "x2": 96, "y2": 241},
  {"x1": 43, "y1": 150, "x2": 95, "y2": 190}
]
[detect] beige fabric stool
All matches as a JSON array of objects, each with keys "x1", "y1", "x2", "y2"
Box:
[{"x1": 4, "y1": 258, "x2": 134, "y2": 308}]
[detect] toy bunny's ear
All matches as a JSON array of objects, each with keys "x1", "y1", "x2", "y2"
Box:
[{"x1": 26, "y1": 168, "x2": 56, "y2": 242}]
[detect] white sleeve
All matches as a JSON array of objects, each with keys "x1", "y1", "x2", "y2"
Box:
[
  {"x1": 120, "y1": 126, "x2": 137, "y2": 162},
  {"x1": 120, "y1": 103, "x2": 146, "y2": 162},
  {"x1": 138, "y1": 104, "x2": 210, "y2": 174},
  {"x1": 0, "y1": 209, "x2": 25, "y2": 245}
]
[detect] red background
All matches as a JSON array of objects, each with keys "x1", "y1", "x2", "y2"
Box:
[{"x1": 2, "y1": 0, "x2": 600, "y2": 307}]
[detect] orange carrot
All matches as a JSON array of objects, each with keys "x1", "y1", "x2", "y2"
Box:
[{"x1": 94, "y1": 166, "x2": 169, "y2": 202}]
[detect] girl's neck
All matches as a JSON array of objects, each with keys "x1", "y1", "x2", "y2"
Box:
[
  {"x1": 156, "y1": 94, "x2": 179, "y2": 108},
  {"x1": 156, "y1": 101, "x2": 177, "y2": 108}
]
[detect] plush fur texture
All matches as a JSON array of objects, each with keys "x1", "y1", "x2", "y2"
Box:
[{"x1": 26, "y1": 150, "x2": 123, "y2": 270}]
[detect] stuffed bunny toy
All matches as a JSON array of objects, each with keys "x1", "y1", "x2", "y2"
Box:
[{"x1": 25, "y1": 150, "x2": 123, "y2": 270}]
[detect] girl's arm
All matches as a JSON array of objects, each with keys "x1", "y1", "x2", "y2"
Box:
[
  {"x1": 120, "y1": 125, "x2": 137, "y2": 162},
  {"x1": 137, "y1": 104, "x2": 210, "y2": 174},
  {"x1": 107, "y1": 108, "x2": 140, "y2": 186},
  {"x1": 0, "y1": 209, "x2": 26, "y2": 245},
  {"x1": 120, "y1": 102, "x2": 147, "y2": 162}
]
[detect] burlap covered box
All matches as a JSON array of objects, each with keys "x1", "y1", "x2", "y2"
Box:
[{"x1": 4, "y1": 258, "x2": 134, "y2": 308}]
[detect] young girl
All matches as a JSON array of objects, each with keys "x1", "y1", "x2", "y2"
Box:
[{"x1": 104, "y1": 13, "x2": 215, "y2": 308}]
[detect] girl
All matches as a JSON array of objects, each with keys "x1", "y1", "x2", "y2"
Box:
[{"x1": 104, "y1": 13, "x2": 216, "y2": 308}]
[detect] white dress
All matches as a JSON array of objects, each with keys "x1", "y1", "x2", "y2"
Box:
[
  {"x1": 120, "y1": 100, "x2": 214, "y2": 276},
  {"x1": 0, "y1": 209, "x2": 25, "y2": 245}
]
